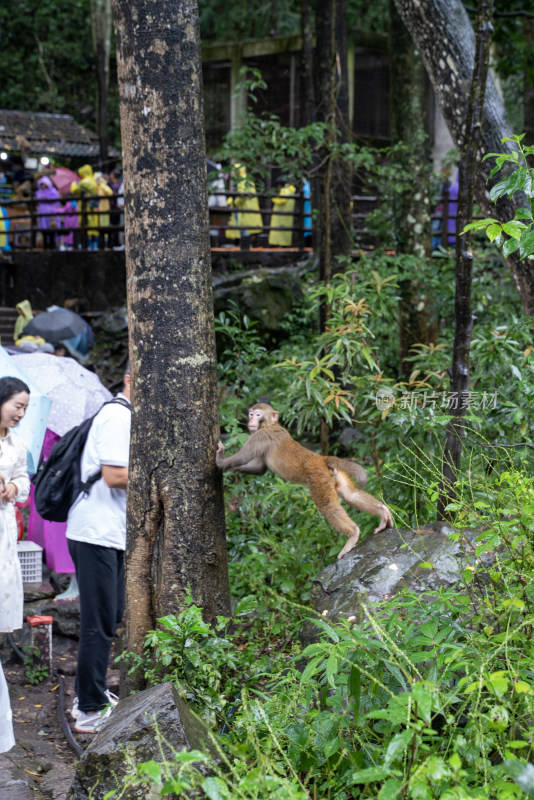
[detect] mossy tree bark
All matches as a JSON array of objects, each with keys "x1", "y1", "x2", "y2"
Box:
[
  {"x1": 112, "y1": 0, "x2": 231, "y2": 689},
  {"x1": 389, "y1": 0, "x2": 437, "y2": 377},
  {"x1": 393, "y1": 0, "x2": 534, "y2": 315}
]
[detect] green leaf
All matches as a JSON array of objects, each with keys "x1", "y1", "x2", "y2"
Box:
[
  {"x1": 487, "y1": 224, "x2": 503, "y2": 243},
  {"x1": 503, "y1": 221, "x2": 527, "y2": 240},
  {"x1": 488, "y1": 671, "x2": 510, "y2": 698},
  {"x1": 138, "y1": 760, "x2": 162, "y2": 781},
  {"x1": 463, "y1": 218, "x2": 498, "y2": 232},
  {"x1": 350, "y1": 767, "x2": 391, "y2": 785},
  {"x1": 384, "y1": 729, "x2": 413, "y2": 767},
  {"x1": 326, "y1": 654, "x2": 339, "y2": 686},
  {"x1": 202, "y1": 776, "x2": 231, "y2": 800},
  {"x1": 519, "y1": 231, "x2": 534, "y2": 259},
  {"x1": 378, "y1": 778, "x2": 404, "y2": 799},
  {"x1": 412, "y1": 682, "x2": 433, "y2": 724},
  {"x1": 501, "y1": 760, "x2": 534, "y2": 799},
  {"x1": 173, "y1": 750, "x2": 210, "y2": 763},
  {"x1": 503, "y1": 238, "x2": 521, "y2": 257},
  {"x1": 234, "y1": 595, "x2": 256, "y2": 616},
  {"x1": 349, "y1": 664, "x2": 361, "y2": 715}
]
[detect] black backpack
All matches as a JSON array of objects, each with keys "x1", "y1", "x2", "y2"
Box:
[{"x1": 32, "y1": 398, "x2": 130, "y2": 523}]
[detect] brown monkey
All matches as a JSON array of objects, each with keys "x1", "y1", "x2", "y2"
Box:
[{"x1": 216, "y1": 403, "x2": 393, "y2": 559}]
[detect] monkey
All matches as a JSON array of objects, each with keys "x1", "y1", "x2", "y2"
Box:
[{"x1": 216, "y1": 403, "x2": 393, "y2": 559}]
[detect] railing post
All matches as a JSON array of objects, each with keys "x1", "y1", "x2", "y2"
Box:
[
  {"x1": 80, "y1": 196, "x2": 88, "y2": 250},
  {"x1": 442, "y1": 185, "x2": 450, "y2": 248},
  {"x1": 29, "y1": 196, "x2": 36, "y2": 250},
  {"x1": 297, "y1": 190, "x2": 305, "y2": 251}
]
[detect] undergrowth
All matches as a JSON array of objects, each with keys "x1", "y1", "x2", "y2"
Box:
[{"x1": 113, "y1": 242, "x2": 534, "y2": 798}]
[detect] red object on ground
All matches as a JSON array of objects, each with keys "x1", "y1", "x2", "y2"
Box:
[
  {"x1": 26, "y1": 616, "x2": 54, "y2": 626},
  {"x1": 16, "y1": 508, "x2": 24, "y2": 541}
]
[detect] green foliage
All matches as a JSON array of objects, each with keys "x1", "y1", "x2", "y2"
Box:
[
  {"x1": 0, "y1": 0, "x2": 121, "y2": 147},
  {"x1": 22, "y1": 646, "x2": 49, "y2": 685},
  {"x1": 110, "y1": 463, "x2": 534, "y2": 800},
  {"x1": 116, "y1": 237, "x2": 534, "y2": 797},
  {"x1": 463, "y1": 134, "x2": 534, "y2": 259}
]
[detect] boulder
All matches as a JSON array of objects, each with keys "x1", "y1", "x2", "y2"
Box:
[
  {"x1": 67, "y1": 682, "x2": 217, "y2": 800},
  {"x1": 42, "y1": 597, "x2": 80, "y2": 639},
  {"x1": 301, "y1": 523, "x2": 494, "y2": 645},
  {"x1": 213, "y1": 265, "x2": 304, "y2": 336}
]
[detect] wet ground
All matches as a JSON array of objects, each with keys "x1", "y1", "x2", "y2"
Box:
[{"x1": 1, "y1": 633, "x2": 119, "y2": 799}]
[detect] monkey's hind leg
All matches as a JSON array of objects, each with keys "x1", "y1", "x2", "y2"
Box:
[
  {"x1": 333, "y1": 469, "x2": 393, "y2": 533},
  {"x1": 308, "y1": 476, "x2": 361, "y2": 559}
]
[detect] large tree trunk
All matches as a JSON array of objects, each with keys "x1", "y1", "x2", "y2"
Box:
[
  {"x1": 389, "y1": 0, "x2": 437, "y2": 376},
  {"x1": 112, "y1": 0, "x2": 231, "y2": 689},
  {"x1": 394, "y1": 0, "x2": 534, "y2": 315}
]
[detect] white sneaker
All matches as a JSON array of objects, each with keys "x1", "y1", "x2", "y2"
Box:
[
  {"x1": 74, "y1": 707, "x2": 112, "y2": 734},
  {"x1": 70, "y1": 689, "x2": 118, "y2": 720}
]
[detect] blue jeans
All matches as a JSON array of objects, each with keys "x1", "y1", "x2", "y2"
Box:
[{"x1": 67, "y1": 540, "x2": 124, "y2": 712}]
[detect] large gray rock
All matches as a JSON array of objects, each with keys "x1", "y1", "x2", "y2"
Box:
[
  {"x1": 301, "y1": 523, "x2": 493, "y2": 644},
  {"x1": 67, "y1": 682, "x2": 217, "y2": 800},
  {"x1": 42, "y1": 597, "x2": 80, "y2": 639},
  {"x1": 213, "y1": 265, "x2": 304, "y2": 335}
]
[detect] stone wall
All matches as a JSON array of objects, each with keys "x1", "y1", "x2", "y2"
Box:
[{"x1": 7, "y1": 251, "x2": 127, "y2": 312}]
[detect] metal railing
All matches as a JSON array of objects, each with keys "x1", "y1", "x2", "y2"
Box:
[{"x1": 0, "y1": 187, "x2": 459, "y2": 253}]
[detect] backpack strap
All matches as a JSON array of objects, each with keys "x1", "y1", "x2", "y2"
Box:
[{"x1": 79, "y1": 397, "x2": 131, "y2": 494}]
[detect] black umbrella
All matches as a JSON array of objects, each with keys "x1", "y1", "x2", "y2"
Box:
[{"x1": 24, "y1": 309, "x2": 86, "y2": 344}]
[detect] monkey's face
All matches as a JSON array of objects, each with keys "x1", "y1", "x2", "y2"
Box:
[
  {"x1": 248, "y1": 407, "x2": 264, "y2": 432},
  {"x1": 248, "y1": 404, "x2": 279, "y2": 432}
]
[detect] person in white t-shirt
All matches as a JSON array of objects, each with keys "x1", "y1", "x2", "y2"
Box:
[{"x1": 67, "y1": 367, "x2": 131, "y2": 734}]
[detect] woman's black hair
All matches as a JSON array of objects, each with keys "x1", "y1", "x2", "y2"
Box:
[{"x1": 0, "y1": 376, "x2": 30, "y2": 410}]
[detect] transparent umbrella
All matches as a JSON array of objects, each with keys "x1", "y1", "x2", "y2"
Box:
[
  {"x1": 10, "y1": 354, "x2": 112, "y2": 437},
  {"x1": 0, "y1": 346, "x2": 51, "y2": 473}
]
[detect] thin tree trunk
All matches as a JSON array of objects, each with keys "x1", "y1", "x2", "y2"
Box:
[
  {"x1": 389, "y1": 0, "x2": 436, "y2": 376},
  {"x1": 91, "y1": 0, "x2": 111, "y2": 165},
  {"x1": 524, "y1": 19, "x2": 534, "y2": 149},
  {"x1": 112, "y1": 0, "x2": 231, "y2": 690},
  {"x1": 394, "y1": 0, "x2": 534, "y2": 316},
  {"x1": 437, "y1": 0, "x2": 494, "y2": 520}
]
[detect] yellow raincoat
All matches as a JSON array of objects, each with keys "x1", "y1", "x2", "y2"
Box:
[
  {"x1": 71, "y1": 164, "x2": 100, "y2": 235},
  {"x1": 268, "y1": 184, "x2": 296, "y2": 247},
  {"x1": 13, "y1": 299, "x2": 33, "y2": 341},
  {"x1": 95, "y1": 172, "x2": 113, "y2": 228},
  {"x1": 226, "y1": 165, "x2": 263, "y2": 240}
]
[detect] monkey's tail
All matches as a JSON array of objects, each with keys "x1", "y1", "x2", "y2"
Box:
[{"x1": 326, "y1": 456, "x2": 368, "y2": 488}]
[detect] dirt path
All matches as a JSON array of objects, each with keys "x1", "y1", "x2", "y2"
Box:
[{"x1": 2, "y1": 635, "x2": 120, "y2": 799}]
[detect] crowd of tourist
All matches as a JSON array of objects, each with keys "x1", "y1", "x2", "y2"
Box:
[{"x1": 0, "y1": 158, "x2": 124, "y2": 253}]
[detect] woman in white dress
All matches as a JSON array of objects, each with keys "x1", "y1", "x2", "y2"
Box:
[{"x1": 0, "y1": 376, "x2": 31, "y2": 753}]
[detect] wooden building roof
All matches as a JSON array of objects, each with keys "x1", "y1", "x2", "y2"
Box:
[{"x1": 0, "y1": 110, "x2": 119, "y2": 158}]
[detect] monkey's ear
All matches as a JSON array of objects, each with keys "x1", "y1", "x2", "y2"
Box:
[{"x1": 271, "y1": 409, "x2": 279, "y2": 423}]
